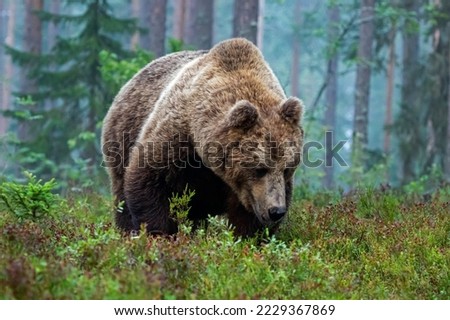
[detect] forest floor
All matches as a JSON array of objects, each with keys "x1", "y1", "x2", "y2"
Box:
[{"x1": 0, "y1": 187, "x2": 449, "y2": 299}]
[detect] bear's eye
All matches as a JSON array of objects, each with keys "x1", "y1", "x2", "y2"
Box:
[{"x1": 255, "y1": 168, "x2": 269, "y2": 178}]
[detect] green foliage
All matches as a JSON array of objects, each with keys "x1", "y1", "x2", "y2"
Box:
[
  {"x1": 340, "y1": 162, "x2": 389, "y2": 189},
  {"x1": 424, "y1": 2, "x2": 450, "y2": 28},
  {"x1": 0, "y1": 172, "x2": 58, "y2": 220},
  {"x1": 3, "y1": 0, "x2": 139, "y2": 188},
  {"x1": 99, "y1": 49, "x2": 153, "y2": 96},
  {"x1": 1, "y1": 189, "x2": 448, "y2": 299},
  {"x1": 0, "y1": 97, "x2": 59, "y2": 179},
  {"x1": 67, "y1": 131, "x2": 97, "y2": 151},
  {"x1": 167, "y1": 37, "x2": 188, "y2": 52},
  {"x1": 403, "y1": 164, "x2": 443, "y2": 195},
  {"x1": 169, "y1": 186, "x2": 195, "y2": 225}
]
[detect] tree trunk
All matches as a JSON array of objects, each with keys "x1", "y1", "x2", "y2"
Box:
[
  {"x1": 44, "y1": 0, "x2": 59, "y2": 112},
  {"x1": 352, "y1": 0, "x2": 375, "y2": 167},
  {"x1": 233, "y1": 0, "x2": 258, "y2": 45},
  {"x1": 1, "y1": 0, "x2": 16, "y2": 135},
  {"x1": 19, "y1": 0, "x2": 43, "y2": 141},
  {"x1": 22, "y1": 0, "x2": 43, "y2": 95},
  {"x1": 428, "y1": 0, "x2": 450, "y2": 178},
  {"x1": 446, "y1": 26, "x2": 450, "y2": 180},
  {"x1": 0, "y1": 0, "x2": 5, "y2": 135},
  {"x1": 130, "y1": 0, "x2": 140, "y2": 50},
  {"x1": 399, "y1": 0, "x2": 420, "y2": 184},
  {"x1": 173, "y1": 0, "x2": 186, "y2": 42},
  {"x1": 324, "y1": 4, "x2": 340, "y2": 189},
  {"x1": 290, "y1": 0, "x2": 300, "y2": 97},
  {"x1": 256, "y1": 0, "x2": 264, "y2": 50},
  {"x1": 384, "y1": 23, "x2": 396, "y2": 155},
  {"x1": 46, "y1": 0, "x2": 59, "y2": 52},
  {"x1": 183, "y1": 0, "x2": 214, "y2": 49},
  {"x1": 140, "y1": 0, "x2": 167, "y2": 56}
]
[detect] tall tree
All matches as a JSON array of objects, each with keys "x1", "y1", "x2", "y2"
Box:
[
  {"x1": 291, "y1": 0, "x2": 301, "y2": 98},
  {"x1": 140, "y1": 0, "x2": 167, "y2": 56},
  {"x1": 233, "y1": 0, "x2": 259, "y2": 45},
  {"x1": 130, "y1": 0, "x2": 140, "y2": 49},
  {"x1": 446, "y1": 27, "x2": 450, "y2": 180},
  {"x1": 21, "y1": 0, "x2": 43, "y2": 95},
  {"x1": 5, "y1": 0, "x2": 138, "y2": 178},
  {"x1": 173, "y1": 0, "x2": 186, "y2": 42},
  {"x1": 1, "y1": 0, "x2": 15, "y2": 136},
  {"x1": 257, "y1": 0, "x2": 265, "y2": 50},
  {"x1": 131, "y1": 0, "x2": 167, "y2": 56},
  {"x1": 0, "y1": 0, "x2": 5, "y2": 135},
  {"x1": 352, "y1": 0, "x2": 375, "y2": 169},
  {"x1": 397, "y1": 0, "x2": 421, "y2": 183},
  {"x1": 46, "y1": 0, "x2": 60, "y2": 52},
  {"x1": 324, "y1": 4, "x2": 340, "y2": 188},
  {"x1": 19, "y1": 0, "x2": 43, "y2": 140},
  {"x1": 421, "y1": 0, "x2": 450, "y2": 177},
  {"x1": 184, "y1": 0, "x2": 213, "y2": 49},
  {"x1": 384, "y1": 21, "x2": 396, "y2": 155}
]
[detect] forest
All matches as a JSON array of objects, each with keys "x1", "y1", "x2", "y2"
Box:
[{"x1": 0, "y1": 0, "x2": 449, "y2": 300}]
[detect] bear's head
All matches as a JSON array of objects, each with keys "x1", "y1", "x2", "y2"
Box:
[{"x1": 203, "y1": 96, "x2": 304, "y2": 227}]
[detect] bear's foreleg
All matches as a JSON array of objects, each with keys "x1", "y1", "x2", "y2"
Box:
[{"x1": 124, "y1": 165, "x2": 178, "y2": 235}]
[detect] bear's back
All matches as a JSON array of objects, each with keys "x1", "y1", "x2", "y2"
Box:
[{"x1": 102, "y1": 50, "x2": 207, "y2": 170}]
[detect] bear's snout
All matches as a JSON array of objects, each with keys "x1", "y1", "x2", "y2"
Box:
[{"x1": 268, "y1": 206, "x2": 287, "y2": 222}]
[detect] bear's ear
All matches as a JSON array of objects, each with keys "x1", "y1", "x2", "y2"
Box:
[
  {"x1": 226, "y1": 100, "x2": 259, "y2": 130},
  {"x1": 280, "y1": 97, "x2": 304, "y2": 125}
]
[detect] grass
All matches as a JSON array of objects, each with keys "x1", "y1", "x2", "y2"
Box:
[{"x1": 0, "y1": 182, "x2": 449, "y2": 299}]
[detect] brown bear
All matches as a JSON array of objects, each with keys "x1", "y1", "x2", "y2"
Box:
[{"x1": 101, "y1": 38, "x2": 304, "y2": 237}]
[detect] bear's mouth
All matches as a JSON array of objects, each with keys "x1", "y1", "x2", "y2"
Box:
[
  {"x1": 251, "y1": 204, "x2": 272, "y2": 225},
  {"x1": 241, "y1": 190, "x2": 276, "y2": 226}
]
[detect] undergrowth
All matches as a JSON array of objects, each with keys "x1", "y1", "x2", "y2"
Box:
[{"x1": 0, "y1": 176, "x2": 449, "y2": 299}]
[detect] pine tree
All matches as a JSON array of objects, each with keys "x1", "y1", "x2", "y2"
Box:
[
  {"x1": 1, "y1": 0, "x2": 16, "y2": 136},
  {"x1": 352, "y1": 0, "x2": 375, "y2": 176},
  {"x1": 383, "y1": 21, "x2": 396, "y2": 156},
  {"x1": 446, "y1": 24, "x2": 450, "y2": 181},
  {"x1": 396, "y1": 0, "x2": 421, "y2": 183},
  {"x1": 0, "y1": 0, "x2": 6, "y2": 135},
  {"x1": 421, "y1": 0, "x2": 450, "y2": 177},
  {"x1": 324, "y1": 3, "x2": 340, "y2": 188},
  {"x1": 19, "y1": 0, "x2": 43, "y2": 142},
  {"x1": 5, "y1": 0, "x2": 139, "y2": 182}
]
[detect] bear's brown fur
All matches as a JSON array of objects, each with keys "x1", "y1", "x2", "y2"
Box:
[{"x1": 101, "y1": 38, "x2": 304, "y2": 237}]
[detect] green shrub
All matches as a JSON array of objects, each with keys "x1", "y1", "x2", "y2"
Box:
[
  {"x1": 169, "y1": 186, "x2": 195, "y2": 227},
  {"x1": 0, "y1": 171, "x2": 58, "y2": 219}
]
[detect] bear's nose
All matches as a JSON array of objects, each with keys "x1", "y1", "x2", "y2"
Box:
[{"x1": 268, "y1": 206, "x2": 286, "y2": 222}]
